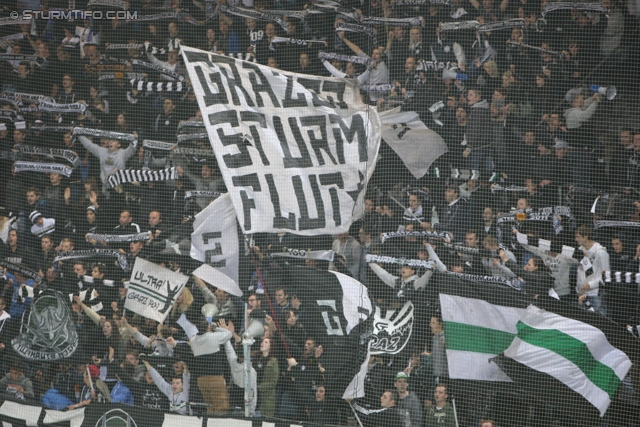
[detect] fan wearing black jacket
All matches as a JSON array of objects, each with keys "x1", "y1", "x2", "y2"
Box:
[{"x1": 499, "y1": 250, "x2": 554, "y2": 296}]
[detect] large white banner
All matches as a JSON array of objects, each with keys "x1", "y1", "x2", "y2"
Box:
[
  {"x1": 190, "y1": 192, "x2": 239, "y2": 285},
  {"x1": 181, "y1": 46, "x2": 382, "y2": 235},
  {"x1": 125, "y1": 258, "x2": 189, "y2": 322}
]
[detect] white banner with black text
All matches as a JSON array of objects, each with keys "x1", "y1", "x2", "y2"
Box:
[{"x1": 181, "y1": 47, "x2": 382, "y2": 236}]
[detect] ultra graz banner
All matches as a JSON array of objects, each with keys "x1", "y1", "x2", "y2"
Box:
[
  {"x1": 181, "y1": 47, "x2": 382, "y2": 236},
  {"x1": 125, "y1": 258, "x2": 189, "y2": 323}
]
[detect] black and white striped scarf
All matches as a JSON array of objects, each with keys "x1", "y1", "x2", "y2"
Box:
[
  {"x1": 14, "y1": 162, "x2": 73, "y2": 177},
  {"x1": 365, "y1": 254, "x2": 434, "y2": 269},
  {"x1": 360, "y1": 83, "x2": 395, "y2": 92},
  {"x1": 478, "y1": 18, "x2": 526, "y2": 32},
  {"x1": 53, "y1": 249, "x2": 128, "y2": 269},
  {"x1": 177, "y1": 121, "x2": 205, "y2": 131},
  {"x1": 260, "y1": 9, "x2": 312, "y2": 20},
  {"x1": 0, "y1": 260, "x2": 42, "y2": 283},
  {"x1": 142, "y1": 139, "x2": 176, "y2": 150},
  {"x1": 105, "y1": 43, "x2": 145, "y2": 51},
  {"x1": 541, "y1": 1, "x2": 608, "y2": 17},
  {"x1": 394, "y1": 0, "x2": 452, "y2": 6},
  {"x1": 490, "y1": 184, "x2": 529, "y2": 193},
  {"x1": 38, "y1": 101, "x2": 87, "y2": 114},
  {"x1": 604, "y1": 271, "x2": 640, "y2": 284},
  {"x1": 5, "y1": 92, "x2": 54, "y2": 104},
  {"x1": 129, "y1": 79, "x2": 187, "y2": 92},
  {"x1": 28, "y1": 124, "x2": 73, "y2": 133},
  {"x1": 593, "y1": 220, "x2": 640, "y2": 230},
  {"x1": 185, "y1": 191, "x2": 221, "y2": 199},
  {"x1": 318, "y1": 51, "x2": 373, "y2": 66},
  {"x1": 219, "y1": 5, "x2": 290, "y2": 33},
  {"x1": 0, "y1": 16, "x2": 32, "y2": 27},
  {"x1": 130, "y1": 59, "x2": 185, "y2": 81},
  {"x1": 335, "y1": 22, "x2": 377, "y2": 47},
  {"x1": 272, "y1": 249, "x2": 336, "y2": 262},
  {"x1": 0, "y1": 54, "x2": 46, "y2": 67},
  {"x1": 15, "y1": 145, "x2": 80, "y2": 167},
  {"x1": 446, "y1": 271, "x2": 521, "y2": 290},
  {"x1": 0, "y1": 33, "x2": 25, "y2": 42},
  {"x1": 440, "y1": 20, "x2": 480, "y2": 31},
  {"x1": 72, "y1": 127, "x2": 138, "y2": 144},
  {"x1": 380, "y1": 230, "x2": 451, "y2": 244},
  {"x1": 361, "y1": 17, "x2": 423, "y2": 27},
  {"x1": 87, "y1": 0, "x2": 128, "y2": 9},
  {"x1": 269, "y1": 37, "x2": 327, "y2": 50},
  {"x1": 86, "y1": 232, "x2": 151, "y2": 243},
  {"x1": 308, "y1": 4, "x2": 362, "y2": 21},
  {"x1": 176, "y1": 133, "x2": 208, "y2": 143},
  {"x1": 99, "y1": 72, "x2": 148, "y2": 81},
  {"x1": 107, "y1": 167, "x2": 178, "y2": 188},
  {"x1": 507, "y1": 41, "x2": 562, "y2": 57},
  {"x1": 442, "y1": 19, "x2": 525, "y2": 33}
]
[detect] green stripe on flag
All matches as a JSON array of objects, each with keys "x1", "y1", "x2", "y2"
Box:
[
  {"x1": 445, "y1": 321, "x2": 516, "y2": 354},
  {"x1": 516, "y1": 321, "x2": 621, "y2": 398}
]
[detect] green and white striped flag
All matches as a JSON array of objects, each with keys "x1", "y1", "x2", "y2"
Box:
[
  {"x1": 440, "y1": 293, "x2": 527, "y2": 381},
  {"x1": 504, "y1": 305, "x2": 633, "y2": 416}
]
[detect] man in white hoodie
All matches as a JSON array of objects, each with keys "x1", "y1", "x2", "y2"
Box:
[{"x1": 575, "y1": 225, "x2": 610, "y2": 314}]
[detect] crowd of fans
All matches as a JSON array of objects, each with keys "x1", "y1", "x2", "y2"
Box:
[{"x1": 0, "y1": 0, "x2": 640, "y2": 426}]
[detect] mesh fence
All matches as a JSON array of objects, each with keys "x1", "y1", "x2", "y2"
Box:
[{"x1": 0, "y1": 1, "x2": 639, "y2": 426}]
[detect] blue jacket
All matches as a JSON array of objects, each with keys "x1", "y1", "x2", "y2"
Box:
[
  {"x1": 41, "y1": 388, "x2": 74, "y2": 410},
  {"x1": 110, "y1": 381, "x2": 134, "y2": 405}
]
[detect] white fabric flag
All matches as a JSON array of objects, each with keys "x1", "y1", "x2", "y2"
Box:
[
  {"x1": 379, "y1": 109, "x2": 448, "y2": 179},
  {"x1": 181, "y1": 46, "x2": 381, "y2": 235},
  {"x1": 504, "y1": 305, "x2": 633, "y2": 416},
  {"x1": 440, "y1": 293, "x2": 526, "y2": 381},
  {"x1": 190, "y1": 193, "x2": 240, "y2": 285},
  {"x1": 125, "y1": 258, "x2": 189, "y2": 322}
]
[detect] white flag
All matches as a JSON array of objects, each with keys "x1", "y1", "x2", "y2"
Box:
[
  {"x1": 190, "y1": 193, "x2": 239, "y2": 285},
  {"x1": 125, "y1": 258, "x2": 189, "y2": 322},
  {"x1": 181, "y1": 47, "x2": 381, "y2": 235},
  {"x1": 379, "y1": 110, "x2": 448, "y2": 179}
]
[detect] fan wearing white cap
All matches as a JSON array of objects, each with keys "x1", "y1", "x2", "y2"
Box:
[{"x1": 29, "y1": 211, "x2": 56, "y2": 239}]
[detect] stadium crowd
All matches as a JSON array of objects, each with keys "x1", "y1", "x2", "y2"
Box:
[{"x1": 0, "y1": 0, "x2": 640, "y2": 426}]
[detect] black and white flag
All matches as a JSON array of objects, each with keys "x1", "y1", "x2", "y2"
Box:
[
  {"x1": 126, "y1": 258, "x2": 189, "y2": 323},
  {"x1": 379, "y1": 110, "x2": 448, "y2": 179},
  {"x1": 181, "y1": 47, "x2": 381, "y2": 236},
  {"x1": 191, "y1": 193, "x2": 239, "y2": 285}
]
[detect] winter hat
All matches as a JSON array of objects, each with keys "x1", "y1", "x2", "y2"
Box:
[
  {"x1": 87, "y1": 364, "x2": 100, "y2": 380},
  {"x1": 29, "y1": 211, "x2": 43, "y2": 224}
]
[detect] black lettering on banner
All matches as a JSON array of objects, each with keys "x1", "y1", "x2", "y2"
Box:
[
  {"x1": 316, "y1": 300, "x2": 345, "y2": 336},
  {"x1": 183, "y1": 50, "x2": 211, "y2": 65},
  {"x1": 202, "y1": 232, "x2": 226, "y2": 267},
  {"x1": 293, "y1": 175, "x2": 326, "y2": 231},
  {"x1": 298, "y1": 78, "x2": 335, "y2": 109},
  {"x1": 299, "y1": 115, "x2": 336, "y2": 166},
  {"x1": 329, "y1": 114, "x2": 368, "y2": 164},
  {"x1": 213, "y1": 55, "x2": 255, "y2": 107},
  {"x1": 321, "y1": 80, "x2": 348, "y2": 109},
  {"x1": 243, "y1": 62, "x2": 281, "y2": 108},
  {"x1": 273, "y1": 116, "x2": 313, "y2": 168},
  {"x1": 266, "y1": 174, "x2": 296, "y2": 230},
  {"x1": 209, "y1": 110, "x2": 253, "y2": 168},
  {"x1": 232, "y1": 173, "x2": 261, "y2": 231},
  {"x1": 283, "y1": 75, "x2": 308, "y2": 108},
  {"x1": 319, "y1": 172, "x2": 344, "y2": 226},
  {"x1": 194, "y1": 66, "x2": 228, "y2": 107},
  {"x1": 240, "y1": 111, "x2": 270, "y2": 166}
]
